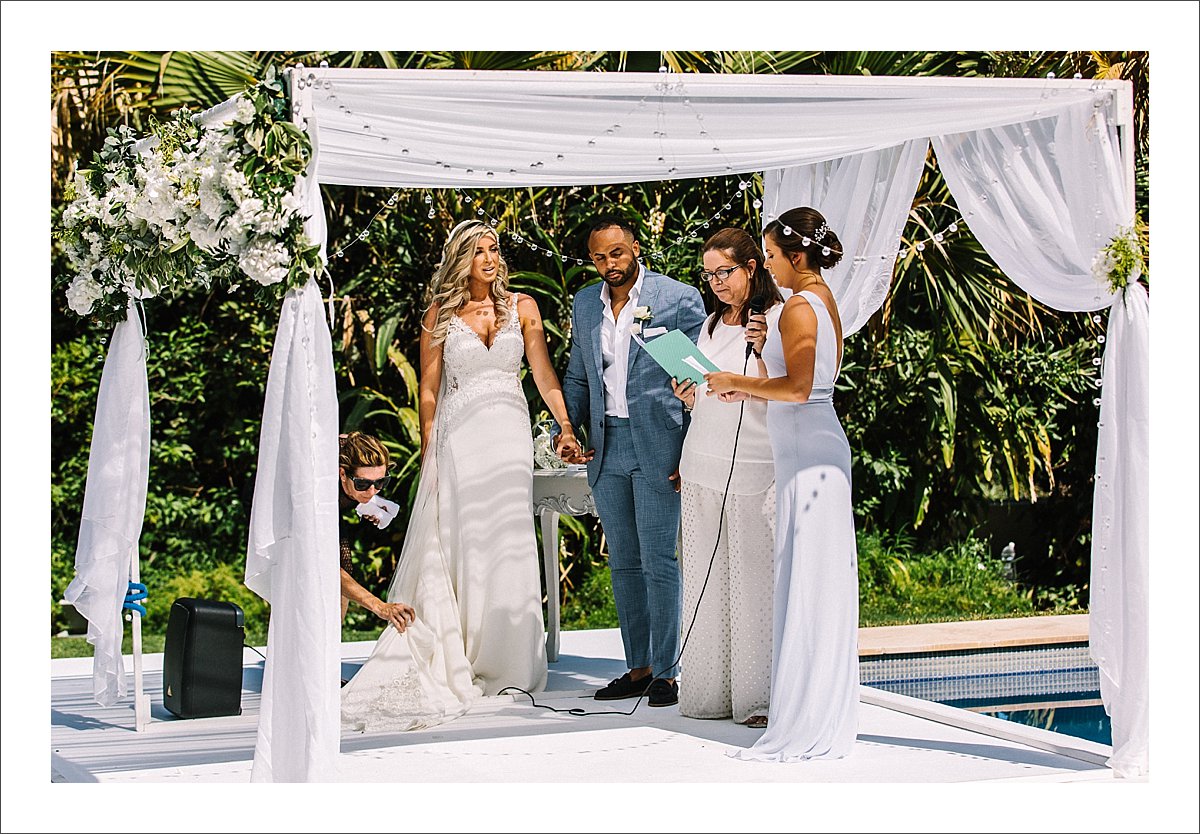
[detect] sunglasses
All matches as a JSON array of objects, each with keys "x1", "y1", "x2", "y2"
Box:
[{"x1": 348, "y1": 475, "x2": 390, "y2": 491}]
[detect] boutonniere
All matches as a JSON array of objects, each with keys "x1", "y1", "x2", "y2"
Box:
[{"x1": 630, "y1": 306, "x2": 652, "y2": 335}]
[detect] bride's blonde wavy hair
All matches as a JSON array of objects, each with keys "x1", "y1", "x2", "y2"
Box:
[{"x1": 423, "y1": 219, "x2": 512, "y2": 346}]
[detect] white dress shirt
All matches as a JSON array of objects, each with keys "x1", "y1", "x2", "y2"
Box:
[{"x1": 599, "y1": 264, "x2": 646, "y2": 418}]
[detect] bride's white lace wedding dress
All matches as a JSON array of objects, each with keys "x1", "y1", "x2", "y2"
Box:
[{"x1": 341, "y1": 300, "x2": 548, "y2": 732}]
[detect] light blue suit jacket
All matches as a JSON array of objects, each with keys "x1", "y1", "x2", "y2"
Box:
[{"x1": 562, "y1": 268, "x2": 707, "y2": 492}]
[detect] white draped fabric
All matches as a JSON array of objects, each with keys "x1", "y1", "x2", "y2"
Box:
[
  {"x1": 303, "y1": 70, "x2": 1111, "y2": 187},
  {"x1": 931, "y1": 102, "x2": 1126, "y2": 312},
  {"x1": 64, "y1": 305, "x2": 150, "y2": 705},
  {"x1": 932, "y1": 102, "x2": 1147, "y2": 776},
  {"x1": 244, "y1": 278, "x2": 340, "y2": 783},
  {"x1": 241, "y1": 76, "x2": 342, "y2": 781},
  {"x1": 762, "y1": 139, "x2": 929, "y2": 337},
  {"x1": 1088, "y1": 283, "x2": 1150, "y2": 777}
]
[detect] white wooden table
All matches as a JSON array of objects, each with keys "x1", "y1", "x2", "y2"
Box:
[{"x1": 532, "y1": 466, "x2": 595, "y2": 662}]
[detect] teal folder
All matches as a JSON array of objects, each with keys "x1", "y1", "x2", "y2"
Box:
[{"x1": 635, "y1": 329, "x2": 719, "y2": 386}]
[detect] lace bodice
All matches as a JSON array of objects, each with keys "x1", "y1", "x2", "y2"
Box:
[{"x1": 438, "y1": 300, "x2": 527, "y2": 438}]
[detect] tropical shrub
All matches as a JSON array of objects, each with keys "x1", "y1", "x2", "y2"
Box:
[
  {"x1": 145, "y1": 562, "x2": 271, "y2": 641},
  {"x1": 857, "y1": 530, "x2": 1082, "y2": 627}
]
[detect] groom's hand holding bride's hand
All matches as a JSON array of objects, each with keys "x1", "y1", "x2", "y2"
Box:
[
  {"x1": 553, "y1": 426, "x2": 593, "y2": 465},
  {"x1": 374, "y1": 600, "x2": 416, "y2": 633}
]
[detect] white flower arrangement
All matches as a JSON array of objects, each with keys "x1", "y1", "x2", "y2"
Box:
[
  {"x1": 1091, "y1": 225, "x2": 1146, "y2": 295},
  {"x1": 532, "y1": 419, "x2": 567, "y2": 469},
  {"x1": 632, "y1": 305, "x2": 653, "y2": 321},
  {"x1": 55, "y1": 71, "x2": 322, "y2": 326}
]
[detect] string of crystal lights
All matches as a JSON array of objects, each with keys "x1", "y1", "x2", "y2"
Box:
[
  {"x1": 328, "y1": 179, "x2": 977, "y2": 270},
  {"x1": 1091, "y1": 310, "x2": 1107, "y2": 407},
  {"x1": 328, "y1": 190, "x2": 402, "y2": 260},
  {"x1": 447, "y1": 180, "x2": 756, "y2": 267}
]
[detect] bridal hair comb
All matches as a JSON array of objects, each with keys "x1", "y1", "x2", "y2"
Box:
[
  {"x1": 783, "y1": 222, "x2": 828, "y2": 248},
  {"x1": 777, "y1": 219, "x2": 841, "y2": 257}
]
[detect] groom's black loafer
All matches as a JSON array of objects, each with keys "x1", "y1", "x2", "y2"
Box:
[
  {"x1": 594, "y1": 672, "x2": 652, "y2": 701},
  {"x1": 646, "y1": 678, "x2": 679, "y2": 707}
]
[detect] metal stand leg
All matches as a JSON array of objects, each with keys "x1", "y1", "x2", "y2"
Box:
[
  {"x1": 129, "y1": 552, "x2": 149, "y2": 732},
  {"x1": 539, "y1": 509, "x2": 561, "y2": 662}
]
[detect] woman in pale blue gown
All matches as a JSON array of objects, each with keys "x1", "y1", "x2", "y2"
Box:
[{"x1": 704, "y1": 207, "x2": 858, "y2": 761}]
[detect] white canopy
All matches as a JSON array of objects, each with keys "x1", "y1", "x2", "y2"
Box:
[
  {"x1": 302, "y1": 68, "x2": 1126, "y2": 186},
  {"x1": 233, "y1": 67, "x2": 1146, "y2": 780}
]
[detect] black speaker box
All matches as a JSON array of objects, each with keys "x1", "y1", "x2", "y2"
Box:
[{"x1": 162, "y1": 597, "x2": 245, "y2": 719}]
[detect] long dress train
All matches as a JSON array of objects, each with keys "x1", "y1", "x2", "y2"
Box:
[
  {"x1": 732, "y1": 289, "x2": 859, "y2": 761},
  {"x1": 341, "y1": 301, "x2": 548, "y2": 732}
]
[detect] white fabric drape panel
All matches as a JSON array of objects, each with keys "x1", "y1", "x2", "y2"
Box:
[
  {"x1": 933, "y1": 100, "x2": 1148, "y2": 777},
  {"x1": 932, "y1": 102, "x2": 1124, "y2": 311},
  {"x1": 304, "y1": 69, "x2": 1109, "y2": 188},
  {"x1": 763, "y1": 139, "x2": 929, "y2": 337},
  {"x1": 244, "y1": 278, "x2": 340, "y2": 783},
  {"x1": 1089, "y1": 283, "x2": 1149, "y2": 778},
  {"x1": 243, "y1": 79, "x2": 341, "y2": 784},
  {"x1": 64, "y1": 305, "x2": 150, "y2": 706}
]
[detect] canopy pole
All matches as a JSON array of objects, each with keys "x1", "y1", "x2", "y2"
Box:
[
  {"x1": 1116, "y1": 84, "x2": 1137, "y2": 220},
  {"x1": 129, "y1": 549, "x2": 149, "y2": 732}
]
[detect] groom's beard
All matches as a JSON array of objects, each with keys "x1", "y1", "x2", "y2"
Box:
[{"x1": 601, "y1": 259, "x2": 639, "y2": 288}]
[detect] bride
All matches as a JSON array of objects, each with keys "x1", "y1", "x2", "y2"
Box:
[{"x1": 341, "y1": 219, "x2": 582, "y2": 732}]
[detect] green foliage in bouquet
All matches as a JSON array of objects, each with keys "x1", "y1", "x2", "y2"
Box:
[{"x1": 54, "y1": 69, "x2": 322, "y2": 327}]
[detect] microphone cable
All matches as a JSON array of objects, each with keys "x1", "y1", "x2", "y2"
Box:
[{"x1": 499, "y1": 348, "x2": 757, "y2": 718}]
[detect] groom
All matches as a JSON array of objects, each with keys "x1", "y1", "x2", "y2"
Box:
[{"x1": 556, "y1": 214, "x2": 706, "y2": 707}]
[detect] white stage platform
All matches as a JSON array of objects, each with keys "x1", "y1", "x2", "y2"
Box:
[{"x1": 50, "y1": 627, "x2": 1117, "y2": 785}]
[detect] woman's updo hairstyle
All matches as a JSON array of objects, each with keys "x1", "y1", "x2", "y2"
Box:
[{"x1": 762, "y1": 206, "x2": 844, "y2": 271}]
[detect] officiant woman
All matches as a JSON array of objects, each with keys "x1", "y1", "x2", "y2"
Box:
[{"x1": 670, "y1": 227, "x2": 783, "y2": 727}]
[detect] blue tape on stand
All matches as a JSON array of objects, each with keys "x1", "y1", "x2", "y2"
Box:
[{"x1": 124, "y1": 581, "x2": 148, "y2": 616}]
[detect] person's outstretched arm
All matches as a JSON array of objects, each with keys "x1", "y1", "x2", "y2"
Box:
[
  {"x1": 558, "y1": 297, "x2": 593, "y2": 463},
  {"x1": 517, "y1": 293, "x2": 583, "y2": 461},
  {"x1": 418, "y1": 303, "x2": 445, "y2": 454},
  {"x1": 340, "y1": 569, "x2": 415, "y2": 633}
]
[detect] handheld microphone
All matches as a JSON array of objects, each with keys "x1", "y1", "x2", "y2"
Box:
[{"x1": 746, "y1": 294, "x2": 768, "y2": 359}]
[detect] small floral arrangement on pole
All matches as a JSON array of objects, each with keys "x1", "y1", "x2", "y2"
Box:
[
  {"x1": 532, "y1": 418, "x2": 567, "y2": 470},
  {"x1": 55, "y1": 68, "x2": 322, "y2": 327},
  {"x1": 1090, "y1": 224, "x2": 1146, "y2": 295}
]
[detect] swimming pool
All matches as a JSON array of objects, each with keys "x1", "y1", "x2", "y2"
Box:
[
  {"x1": 948, "y1": 692, "x2": 1111, "y2": 745},
  {"x1": 858, "y1": 641, "x2": 1112, "y2": 745}
]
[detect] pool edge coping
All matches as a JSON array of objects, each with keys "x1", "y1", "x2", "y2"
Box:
[{"x1": 860, "y1": 684, "x2": 1113, "y2": 768}]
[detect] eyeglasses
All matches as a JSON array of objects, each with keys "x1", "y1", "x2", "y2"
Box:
[
  {"x1": 699, "y1": 264, "x2": 746, "y2": 284},
  {"x1": 348, "y1": 475, "x2": 390, "y2": 491}
]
